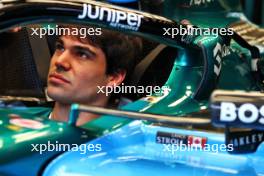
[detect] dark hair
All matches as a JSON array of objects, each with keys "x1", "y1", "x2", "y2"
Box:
[{"x1": 58, "y1": 25, "x2": 142, "y2": 78}]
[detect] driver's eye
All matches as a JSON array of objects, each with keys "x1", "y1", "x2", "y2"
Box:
[
  {"x1": 55, "y1": 42, "x2": 65, "y2": 52},
  {"x1": 76, "y1": 51, "x2": 91, "y2": 59},
  {"x1": 74, "y1": 48, "x2": 94, "y2": 60}
]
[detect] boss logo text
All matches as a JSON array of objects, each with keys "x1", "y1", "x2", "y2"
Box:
[{"x1": 220, "y1": 102, "x2": 264, "y2": 124}]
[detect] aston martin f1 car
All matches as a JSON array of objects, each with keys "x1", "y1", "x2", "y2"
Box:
[{"x1": 0, "y1": 0, "x2": 263, "y2": 176}]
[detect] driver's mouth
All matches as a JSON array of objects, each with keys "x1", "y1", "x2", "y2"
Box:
[{"x1": 49, "y1": 73, "x2": 71, "y2": 84}]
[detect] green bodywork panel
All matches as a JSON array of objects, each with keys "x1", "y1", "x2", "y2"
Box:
[
  {"x1": 0, "y1": 107, "x2": 87, "y2": 164},
  {"x1": 0, "y1": 98, "x2": 150, "y2": 168},
  {"x1": 163, "y1": 0, "x2": 264, "y2": 53},
  {"x1": 138, "y1": 0, "x2": 264, "y2": 116},
  {"x1": 81, "y1": 99, "x2": 150, "y2": 134},
  {"x1": 0, "y1": 106, "x2": 131, "y2": 173},
  {"x1": 140, "y1": 33, "x2": 259, "y2": 115}
]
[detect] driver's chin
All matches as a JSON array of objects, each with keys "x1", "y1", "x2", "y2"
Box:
[{"x1": 47, "y1": 87, "x2": 73, "y2": 104}]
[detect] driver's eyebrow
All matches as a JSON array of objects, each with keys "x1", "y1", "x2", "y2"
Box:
[
  {"x1": 73, "y1": 45, "x2": 96, "y2": 57},
  {"x1": 57, "y1": 37, "x2": 97, "y2": 57}
]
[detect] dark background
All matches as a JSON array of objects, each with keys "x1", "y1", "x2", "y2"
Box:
[{"x1": 241, "y1": 0, "x2": 264, "y2": 26}]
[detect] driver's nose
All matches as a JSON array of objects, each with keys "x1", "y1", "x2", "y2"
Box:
[{"x1": 54, "y1": 51, "x2": 71, "y2": 72}]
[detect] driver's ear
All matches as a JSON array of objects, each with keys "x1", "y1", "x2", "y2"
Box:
[{"x1": 106, "y1": 70, "x2": 126, "y2": 87}]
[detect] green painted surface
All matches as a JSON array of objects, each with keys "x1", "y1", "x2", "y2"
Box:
[{"x1": 0, "y1": 106, "x2": 133, "y2": 165}]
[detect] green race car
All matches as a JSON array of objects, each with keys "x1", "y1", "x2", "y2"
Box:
[{"x1": 0, "y1": 0, "x2": 263, "y2": 175}]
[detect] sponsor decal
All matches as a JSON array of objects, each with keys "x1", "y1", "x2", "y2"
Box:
[
  {"x1": 229, "y1": 131, "x2": 263, "y2": 147},
  {"x1": 219, "y1": 102, "x2": 264, "y2": 125},
  {"x1": 78, "y1": 4, "x2": 143, "y2": 31},
  {"x1": 156, "y1": 131, "x2": 188, "y2": 145},
  {"x1": 213, "y1": 42, "x2": 231, "y2": 76},
  {"x1": 188, "y1": 136, "x2": 207, "y2": 148},
  {"x1": 158, "y1": 131, "x2": 233, "y2": 153},
  {"x1": 8, "y1": 114, "x2": 22, "y2": 119},
  {"x1": 6, "y1": 124, "x2": 21, "y2": 131},
  {"x1": 211, "y1": 90, "x2": 264, "y2": 130},
  {"x1": 9, "y1": 118, "x2": 44, "y2": 130},
  {"x1": 227, "y1": 130, "x2": 264, "y2": 153},
  {"x1": 156, "y1": 131, "x2": 207, "y2": 148}
]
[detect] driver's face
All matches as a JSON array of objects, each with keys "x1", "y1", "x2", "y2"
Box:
[{"x1": 47, "y1": 35, "x2": 109, "y2": 105}]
